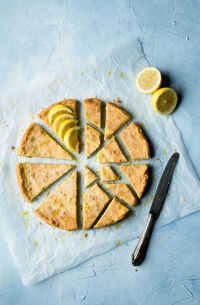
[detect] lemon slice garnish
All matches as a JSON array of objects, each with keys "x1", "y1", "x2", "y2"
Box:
[
  {"x1": 64, "y1": 126, "x2": 80, "y2": 152},
  {"x1": 151, "y1": 87, "x2": 178, "y2": 115},
  {"x1": 48, "y1": 105, "x2": 73, "y2": 123},
  {"x1": 53, "y1": 113, "x2": 76, "y2": 133},
  {"x1": 58, "y1": 119, "x2": 78, "y2": 141},
  {"x1": 136, "y1": 67, "x2": 161, "y2": 94}
]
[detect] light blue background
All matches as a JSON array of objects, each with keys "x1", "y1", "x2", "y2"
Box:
[{"x1": 0, "y1": 1, "x2": 200, "y2": 304}]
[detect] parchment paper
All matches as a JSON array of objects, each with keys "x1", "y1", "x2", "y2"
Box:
[{"x1": 0, "y1": 39, "x2": 199, "y2": 285}]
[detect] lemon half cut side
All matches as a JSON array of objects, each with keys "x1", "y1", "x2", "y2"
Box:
[
  {"x1": 136, "y1": 67, "x2": 162, "y2": 94},
  {"x1": 151, "y1": 87, "x2": 178, "y2": 115}
]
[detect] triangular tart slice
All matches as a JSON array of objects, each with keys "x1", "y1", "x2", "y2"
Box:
[
  {"x1": 83, "y1": 183, "x2": 110, "y2": 230},
  {"x1": 85, "y1": 123, "x2": 101, "y2": 158},
  {"x1": 84, "y1": 98, "x2": 102, "y2": 128},
  {"x1": 34, "y1": 172, "x2": 78, "y2": 231},
  {"x1": 84, "y1": 166, "x2": 98, "y2": 188},
  {"x1": 16, "y1": 163, "x2": 75, "y2": 202},
  {"x1": 37, "y1": 99, "x2": 77, "y2": 129},
  {"x1": 120, "y1": 122, "x2": 150, "y2": 160},
  {"x1": 105, "y1": 102, "x2": 131, "y2": 139},
  {"x1": 100, "y1": 165, "x2": 120, "y2": 182},
  {"x1": 97, "y1": 137, "x2": 127, "y2": 163},
  {"x1": 17, "y1": 123, "x2": 73, "y2": 160},
  {"x1": 105, "y1": 183, "x2": 137, "y2": 206},
  {"x1": 120, "y1": 164, "x2": 148, "y2": 198},
  {"x1": 94, "y1": 197, "x2": 129, "y2": 228}
]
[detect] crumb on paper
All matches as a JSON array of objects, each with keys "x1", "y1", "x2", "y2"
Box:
[
  {"x1": 11, "y1": 145, "x2": 15, "y2": 150},
  {"x1": 156, "y1": 157, "x2": 160, "y2": 160},
  {"x1": 116, "y1": 97, "x2": 121, "y2": 104},
  {"x1": 34, "y1": 241, "x2": 39, "y2": 246},
  {"x1": 61, "y1": 80, "x2": 65, "y2": 84},
  {"x1": 84, "y1": 233, "x2": 88, "y2": 239},
  {"x1": 107, "y1": 72, "x2": 112, "y2": 77},
  {"x1": 2, "y1": 121, "x2": 8, "y2": 127},
  {"x1": 23, "y1": 210, "x2": 28, "y2": 215},
  {"x1": 139, "y1": 123, "x2": 144, "y2": 129},
  {"x1": 116, "y1": 240, "x2": 121, "y2": 247},
  {"x1": 115, "y1": 223, "x2": 120, "y2": 229},
  {"x1": 135, "y1": 269, "x2": 138, "y2": 272},
  {"x1": 25, "y1": 216, "x2": 30, "y2": 222},
  {"x1": 155, "y1": 159, "x2": 161, "y2": 167},
  {"x1": 120, "y1": 72, "x2": 125, "y2": 78},
  {"x1": 25, "y1": 224, "x2": 29, "y2": 230},
  {"x1": 181, "y1": 197, "x2": 186, "y2": 202},
  {"x1": 173, "y1": 148, "x2": 177, "y2": 152},
  {"x1": 130, "y1": 211, "x2": 135, "y2": 217},
  {"x1": 54, "y1": 238, "x2": 57, "y2": 241},
  {"x1": 162, "y1": 150, "x2": 168, "y2": 155},
  {"x1": 81, "y1": 70, "x2": 88, "y2": 75},
  {"x1": 31, "y1": 114, "x2": 35, "y2": 119}
]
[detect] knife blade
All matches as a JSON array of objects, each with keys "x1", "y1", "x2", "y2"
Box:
[{"x1": 132, "y1": 152, "x2": 179, "y2": 266}]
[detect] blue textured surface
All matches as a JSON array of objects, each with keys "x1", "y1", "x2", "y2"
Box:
[{"x1": 0, "y1": 0, "x2": 200, "y2": 304}]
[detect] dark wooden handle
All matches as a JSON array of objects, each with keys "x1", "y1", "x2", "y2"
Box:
[{"x1": 132, "y1": 213, "x2": 156, "y2": 266}]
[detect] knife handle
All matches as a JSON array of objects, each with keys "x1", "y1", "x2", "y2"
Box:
[{"x1": 132, "y1": 213, "x2": 156, "y2": 266}]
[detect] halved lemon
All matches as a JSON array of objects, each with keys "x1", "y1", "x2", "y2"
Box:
[
  {"x1": 151, "y1": 87, "x2": 178, "y2": 115},
  {"x1": 48, "y1": 105, "x2": 73, "y2": 123},
  {"x1": 64, "y1": 126, "x2": 80, "y2": 152},
  {"x1": 58, "y1": 119, "x2": 78, "y2": 141},
  {"x1": 53, "y1": 113, "x2": 76, "y2": 133},
  {"x1": 136, "y1": 67, "x2": 161, "y2": 94}
]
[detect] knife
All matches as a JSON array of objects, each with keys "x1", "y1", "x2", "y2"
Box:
[{"x1": 132, "y1": 152, "x2": 179, "y2": 266}]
